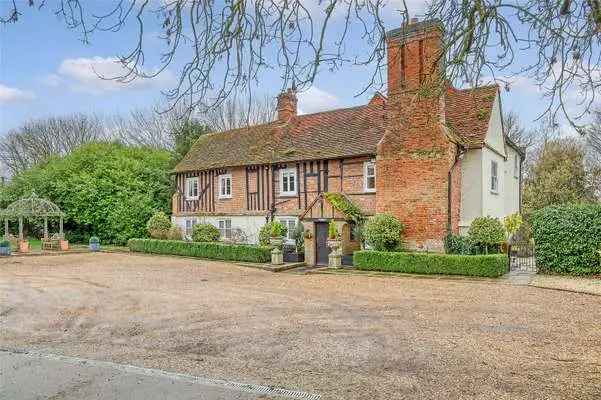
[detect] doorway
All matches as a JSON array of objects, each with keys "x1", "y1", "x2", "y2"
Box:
[{"x1": 314, "y1": 221, "x2": 329, "y2": 265}]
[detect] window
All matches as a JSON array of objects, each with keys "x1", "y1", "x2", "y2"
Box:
[
  {"x1": 218, "y1": 219, "x2": 232, "y2": 239},
  {"x1": 219, "y1": 174, "x2": 232, "y2": 199},
  {"x1": 513, "y1": 155, "x2": 519, "y2": 179},
  {"x1": 278, "y1": 218, "x2": 297, "y2": 242},
  {"x1": 364, "y1": 161, "x2": 376, "y2": 192},
  {"x1": 185, "y1": 177, "x2": 199, "y2": 200},
  {"x1": 185, "y1": 218, "x2": 197, "y2": 238},
  {"x1": 491, "y1": 160, "x2": 499, "y2": 193},
  {"x1": 280, "y1": 168, "x2": 297, "y2": 196}
]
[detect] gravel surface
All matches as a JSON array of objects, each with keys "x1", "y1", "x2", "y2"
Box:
[
  {"x1": 530, "y1": 275, "x2": 601, "y2": 296},
  {"x1": 1, "y1": 253, "x2": 600, "y2": 399}
]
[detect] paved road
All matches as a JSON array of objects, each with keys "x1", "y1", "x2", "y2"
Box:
[{"x1": 0, "y1": 350, "x2": 319, "y2": 400}]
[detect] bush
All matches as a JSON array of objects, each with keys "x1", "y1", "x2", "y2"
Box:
[
  {"x1": 0, "y1": 239, "x2": 9, "y2": 248},
  {"x1": 444, "y1": 234, "x2": 475, "y2": 255},
  {"x1": 270, "y1": 220, "x2": 287, "y2": 238},
  {"x1": 293, "y1": 223, "x2": 304, "y2": 253},
  {"x1": 531, "y1": 204, "x2": 601, "y2": 275},
  {"x1": 128, "y1": 239, "x2": 271, "y2": 263},
  {"x1": 147, "y1": 211, "x2": 172, "y2": 239},
  {"x1": 192, "y1": 223, "x2": 220, "y2": 242},
  {"x1": 328, "y1": 220, "x2": 339, "y2": 239},
  {"x1": 354, "y1": 251, "x2": 508, "y2": 278},
  {"x1": 167, "y1": 225, "x2": 183, "y2": 241},
  {"x1": 503, "y1": 213, "x2": 523, "y2": 237},
  {"x1": 89, "y1": 236, "x2": 100, "y2": 245},
  {"x1": 363, "y1": 214, "x2": 404, "y2": 251},
  {"x1": 468, "y1": 216, "x2": 506, "y2": 253}
]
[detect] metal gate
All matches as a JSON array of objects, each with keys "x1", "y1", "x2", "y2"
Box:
[{"x1": 508, "y1": 243, "x2": 537, "y2": 272}]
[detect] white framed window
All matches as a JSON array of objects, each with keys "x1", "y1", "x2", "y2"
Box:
[
  {"x1": 278, "y1": 218, "x2": 297, "y2": 242},
  {"x1": 364, "y1": 161, "x2": 376, "y2": 192},
  {"x1": 185, "y1": 177, "x2": 199, "y2": 200},
  {"x1": 513, "y1": 154, "x2": 519, "y2": 179},
  {"x1": 218, "y1": 173, "x2": 232, "y2": 199},
  {"x1": 491, "y1": 160, "x2": 499, "y2": 193},
  {"x1": 185, "y1": 218, "x2": 197, "y2": 238},
  {"x1": 280, "y1": 167, "x2": 297, "y2": 196},
  {"x1": 218, "y1": 219, "x2": 232, "y2": 239}
]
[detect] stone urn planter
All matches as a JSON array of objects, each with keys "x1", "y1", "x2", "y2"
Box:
[
  {"x1": 19, "y1": 240, "x2": 30, "y2": 253},
  {"x1": 89, "y1": 237, "x2": 101, "y2": 252},
  {"x1": 0, "y1": 241, "x2": 11, "y2": 257},
  {"x1": 327, "y1": 238, "x2": 342, "y2": 268},
  {"x1": 269, "y1": 236, "x2": 284, "y2": 265}
]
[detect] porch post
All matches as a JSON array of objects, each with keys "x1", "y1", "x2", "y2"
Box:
[
  {"x1": 18, "y1": 217, "x2": 23, "y2": 241},
  {"x1": 44, "y1": 217, "x2": 48, "y2": 239}
]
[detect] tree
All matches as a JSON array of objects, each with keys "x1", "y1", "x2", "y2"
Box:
[
  {"x1": 0, "y1": 142, "x2": 173, "y2": 245},
  {"x1": 0, "y1": 114, "x2": 106, "y2": 175},
  {"x1": 504, "y1": 111, "x2": 536, "y2": 153},
  {"x1": 4, "y1": 1, "x2": 600, "y2": 129},
  {"x1": 523, "y1": 138, "x2": 599, "y2": 215},
  {"x1": 172, "y1": 120, "x2": 211, "y2": 161}
]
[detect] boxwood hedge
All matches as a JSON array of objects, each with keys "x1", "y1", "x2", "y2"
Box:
[
  {"x1": 354, "y1": 251, "x2": 508, "y2": 277},
  {"x1": 128, "y1": 239, "x2": 271, "y2": 263},
  {"x1": 531, "y1": 204, "x2": 601, "y2": 275}
]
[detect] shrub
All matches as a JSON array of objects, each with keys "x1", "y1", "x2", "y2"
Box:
[
  {"x1": 128, "y1": 239, "x2": 271, "y2": 263},
  {"x1": 147, "y1": 211, "x2": 172, "y2": 239},
  {"x1": 468, "y1": 216, "x2": 506, "y2": 253},
  {"x1": 444, "y1": 234, "x2": 475, "y2": 255},
  {"x1": 328, "y1": 220, "x2": 339, "y2": 239},
  {"x1": 363, "y1": 214, "x2": 404, "y2": 251},
  {"x1": 167, "y1": 225, "x2": 183, "y2": 241},
  {"x1": 531, "y1": 204, "x2": 601, "y2": 275},
  {"x1": 354, "y1": 251, "x2": 508, "y2": 278},
  {"x1": 0, "y1": 239, "x2": 9, "y2": 248},
  {"x1": 89, "y1": 236, "x2": 100, "y2": 245},
  {"x1": 192, "y1": 223, "x2": 220, "y2": 242},
  {"x1": 270, "y1": 220, "x2": 287, "y2": 238},
  {"x1": 258, "y1": 223, "x2": 271, "y2": 247},
  {"x1": 293, "y1": 222, "x2": 304, "y2": 253},
  {"x1": 503, "y1": 213, "x2": 523, "y2": 237}
]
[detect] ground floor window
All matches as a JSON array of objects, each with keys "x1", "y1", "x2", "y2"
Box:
[
  {"x1": 218, "y1": 219, "x2": 232, "y2": 239},
  {"x1": 185, "y1": 218, "x2": 197, "y2": 238},
  {"x1": 277, "y1": 218, "x2": 297, "y2": 242}
]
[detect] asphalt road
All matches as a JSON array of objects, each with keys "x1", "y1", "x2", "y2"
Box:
[{"x1": 0, "y1": 350, "x2": 320, "y2": 400}]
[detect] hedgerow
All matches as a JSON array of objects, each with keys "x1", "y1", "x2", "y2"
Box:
[
  {"x1": 128, "y1": 239, "x2": 271, "y2": 263},
  {"x1": 354, "y1": 250, "x2": 508, "y2": 278}
]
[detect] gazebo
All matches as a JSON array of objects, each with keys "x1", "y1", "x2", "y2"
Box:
[{"x1": 1, "y1": 192, "x2": 66, "y2": 251}]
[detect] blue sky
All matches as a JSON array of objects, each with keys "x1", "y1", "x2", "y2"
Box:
[{"x1": 0, "y1": 1, "x2": 557, "y2": 136}]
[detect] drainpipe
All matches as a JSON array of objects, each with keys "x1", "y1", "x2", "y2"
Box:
[{"x1": 447, "y1": 145, "x2": 466, "y2": 236}]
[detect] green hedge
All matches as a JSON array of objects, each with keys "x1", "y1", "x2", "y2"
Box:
[
  {"x1": 354, "y1": 251, "x2": 508, "y2": 277},
  {"x1": 531, "y1": 204, "x2": 601, "y2": 275},
  {"x1": 128, "y1": 239, "x2": 271, "y2": 263}
]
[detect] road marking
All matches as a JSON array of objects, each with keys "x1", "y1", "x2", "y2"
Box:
[{"x1": 1, "y1": 348, "x2": 321, "y2": 400}]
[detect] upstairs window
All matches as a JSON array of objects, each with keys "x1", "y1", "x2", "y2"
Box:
[
  {"x1": 218, "y1": 219, "x2": 232, "y2": 239},
  {"x1": 185, "y1": 177, "x2": 199, "y2": 200},
  {"x1": 280, "y1": 168, "x2": 297, "y2": 196},
  {"x1": 491, "y1": 160, "x2": 499, "y2": 193},
  {"x1": 219, "y1": 174, "x2": 232, "y2": 199},
  {"x1": 364, "y1": 161, "x2": 376, "y2": 192}
]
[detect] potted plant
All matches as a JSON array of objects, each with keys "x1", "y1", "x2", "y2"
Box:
[
  {"x1": 89, "y1": 236, "x2": 101, "y2": 252},
  {"x1": 0, "y1": 240, "x2": 11, "y2": 256},
  {"x1": 326, "y1": 220, "x2": 341, "y2": 249},
  {"x1": 284, "y1": 223, "x2": 305, "y2": 263},
  {"x1": 268, "y1": 220, "x2": 287, "y2": 248}
]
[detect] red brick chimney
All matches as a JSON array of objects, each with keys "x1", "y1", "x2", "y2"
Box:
[
  {"x1": 277, "y1": 88, "x2": 297, "y2": 121},
  {"x1": 376, "y1": 19, "x2": 461, "y2": 252}
]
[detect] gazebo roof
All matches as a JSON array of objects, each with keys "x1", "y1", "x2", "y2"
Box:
[{"x1": 0, "y1": 192, "x2": 65, "y2": 218}]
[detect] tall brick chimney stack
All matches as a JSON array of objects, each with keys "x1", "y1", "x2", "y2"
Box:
[
  {"x1": 277, "y1": 88, "x2": 298, "y2": 122},
  {"x1": 376, "y1": 19, "x2": 460, "y2": 252}
]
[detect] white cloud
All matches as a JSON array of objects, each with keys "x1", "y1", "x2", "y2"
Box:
[
  {"x1": 0, "y1": 84, "x2": 35, "y2": 104},
  {"x1": 56, "y1": 57, "x2": 176, "y2": 94},
  {"x1": 297, "y1": 86, "x2": 341, "y2": 114},
  {"x1": 40, "y1": 74, "x2": 63, "y2": 87}
]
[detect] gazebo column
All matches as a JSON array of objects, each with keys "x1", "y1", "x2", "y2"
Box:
[
  {"x1": 59, "y1": 217, "x2": 64, "y2": 239},
  {"x1": 4, "y1": 218, "x2": 8, "y2": 240},
  {"x1": 18, "y1": 217, "x2": 23, "y2": 241},
  {"x1": 44, "y1": 217, "x2": 49, "y2": 239}
]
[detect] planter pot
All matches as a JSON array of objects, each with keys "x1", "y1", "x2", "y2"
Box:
[
  {"x1": 283, "y1": 251, "x2": 305, "y2": 263},
  {"x1": 89, "y1": 243, "x2": 101, "y2": 252},
  {"x1": 269, "y1": 237, "x2": 284, "y2": 248},
  {"x1": 327, "y1": 239, "x2": 342, "y2": 250},
  {"x1": 0, "y1": 246, "x2": 11, "y2": 256},
  {"x1": 19, "y1": 241, "x2": 30, "y2": 253},
  {"x1": 59, "y1": 240, "x2": 69, "y2": 251}
]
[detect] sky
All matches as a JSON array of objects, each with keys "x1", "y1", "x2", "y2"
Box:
[{"x1": 0, "y1": 0, "x2": 576, "y2": 136}]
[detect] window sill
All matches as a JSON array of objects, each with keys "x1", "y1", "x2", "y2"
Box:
[
  {"x1": 490, "y1": 190, "x2": 499, "y2": 195},
  {"x1": 364, "y1": 189, "x2": 376, "y2": 194},
  {"x1": 279, "y1": 193, "x2": 297, "y2": 198},
  {"x1": 218, "y1": 196, "x2": 233, "y2": 200},
  {"x1": 186, "y1": 197, "x2": 199, "y2": 201}
]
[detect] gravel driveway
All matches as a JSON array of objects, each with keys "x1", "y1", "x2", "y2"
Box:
[{"x1": 1, "y1": 253, "x2": 599, "y2": 399}]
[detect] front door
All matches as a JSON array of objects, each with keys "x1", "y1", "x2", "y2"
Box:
[{"x1": 315, "y1": 222, "x2": 329, "y2": 265}]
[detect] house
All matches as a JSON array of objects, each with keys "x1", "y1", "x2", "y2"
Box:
[{"x1": 171, "y1": 19, "x2": 524, "y2": 264}]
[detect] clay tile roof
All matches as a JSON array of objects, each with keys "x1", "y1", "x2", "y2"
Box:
[
  {"x1": 445, "y1": 84, "x2": 499, "y2": 147},
  {"x1": 174, "y1": 99, "x2": 387, "y2": 173}
]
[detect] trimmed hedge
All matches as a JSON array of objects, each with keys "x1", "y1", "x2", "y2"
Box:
[
  {"x1": 354, "y1": 250, "x2": 509, "y2": 278},
  {"x1": 531, "y1": 204, "x2": 601, "y2": 275},
  {"x1": 128, "y1": 239, "x2": 271, "y2": 263}
]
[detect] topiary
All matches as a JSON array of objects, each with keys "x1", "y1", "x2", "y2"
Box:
[
  {"x1": 147, "y1": 211, "x2": 172, "y2": 239},
  {"x1": 269, "y1": 220, "x2": 287, "y2": 238},
  {"x1": 192, "y1": 223, "x2": 220, "y2": 242},
  {"x1": 258, "y1": 223, "x2": 271, "y2": 246},
  {"x1": 468, "y1": 216, "x2": 506, "y2": 254},
  {"x1": 89, "y1": 236, "x2": 100, "y2": 244},
  {"x1": 363, "y1": 213, "x2": 405, "y2": 251}
]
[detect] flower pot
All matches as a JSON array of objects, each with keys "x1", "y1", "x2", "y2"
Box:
[
  {"x1": 0, "y1": 246, "x2": 11, "y2": 256},
  {"x1": 59, "y1": 239, "x2": 69, "y2": 251},
  {"x1": 269, "y1": 236, "x2": 284, "y2": 248},
  {"x1": 327, "y1": 239, "x2": 341, "y2": 250}
]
